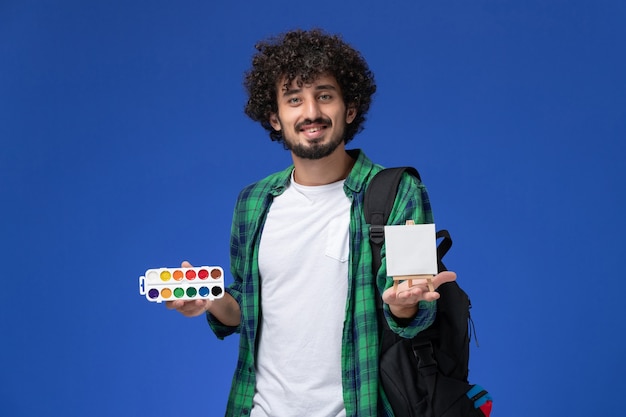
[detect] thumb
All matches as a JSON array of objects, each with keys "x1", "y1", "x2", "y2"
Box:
[{"x1": 435, "y1": 270, "x2": 457, "y2": 287}]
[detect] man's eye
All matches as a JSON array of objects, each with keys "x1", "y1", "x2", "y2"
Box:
[
  {"x1": 319, "y1": 94, "x2": 332, "y2": 101},
  {"x1": 288, "y1": 97, "x2": 301, "y2": 104}
]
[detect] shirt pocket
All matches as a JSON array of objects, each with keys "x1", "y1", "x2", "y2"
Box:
[{"x1": 325, "y1": 216, "x2": 350, "y2": 262}]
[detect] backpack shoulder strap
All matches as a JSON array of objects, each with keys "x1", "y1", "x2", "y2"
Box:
[
  {"x1": 436, "y1": 229, "x2": 452, "y2": 272},
  {"x1": 364, "y1": 167, "x2": 421, "y2": 225},
  {"x1": 364, "y1": 167, "x2": 453, "y2": 274},
  {"x1": 364, "y1": 167, "x2": 421, "y2": 275}
]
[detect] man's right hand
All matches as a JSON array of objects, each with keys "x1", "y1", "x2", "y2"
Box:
[
  {"x1": 166, "y1": 298, "x2": 212, "y2": 317},
  {"x1": 165, "y1": 260, "x2": 241, "y2": 326},
  {"x1": 165, "y1": 261, "x2": 212, "y2": 317}
]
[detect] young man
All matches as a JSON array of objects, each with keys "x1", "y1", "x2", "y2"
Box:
[{"x1": 167, "y1": 29, "x2": 456, "y2": 417}]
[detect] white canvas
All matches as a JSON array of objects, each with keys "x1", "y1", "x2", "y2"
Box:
[{"x1": 384, "y1": 223, "x2": 437, "y2": 276}]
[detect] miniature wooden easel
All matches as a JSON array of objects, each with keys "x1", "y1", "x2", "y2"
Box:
[{"x1": 391, "y1": 220, "x2": 435, "y2": 292}]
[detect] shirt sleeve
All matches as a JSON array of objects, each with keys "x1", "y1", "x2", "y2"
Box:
[
  {"x1": 377, "y1": 171, "x2": 437, "y2": 338},
  {"x1": 205, "y1": 192, "x2": 246, "y2": 339}
]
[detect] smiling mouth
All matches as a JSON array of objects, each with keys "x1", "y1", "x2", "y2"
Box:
[
  {"x1": 301, "y1": 126, "x2": 327, "y2": 133},
  {"x1": 297, "y1": 118, "x2": 331, "y2": 134}
]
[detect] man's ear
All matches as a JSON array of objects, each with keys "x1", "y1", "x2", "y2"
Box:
[
  {"x1": 269, "y1": 113, "x2": 281, "y2": 131},
  {"x1": 346, "y1": 106, "x2": 357, "y2": 124}
]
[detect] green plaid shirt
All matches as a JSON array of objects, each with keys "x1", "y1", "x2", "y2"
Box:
[{"x1": 207, "y1": 149, "x2": 435, "y2": 417}]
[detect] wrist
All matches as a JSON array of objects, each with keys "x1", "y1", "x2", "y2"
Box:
[{"x1": 389, "y1": 304, "x2": 418, "y2": 320}]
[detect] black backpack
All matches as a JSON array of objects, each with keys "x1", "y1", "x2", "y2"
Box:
[{"x1": 364, "y1": 167, "x2": 492, "y2": 417}]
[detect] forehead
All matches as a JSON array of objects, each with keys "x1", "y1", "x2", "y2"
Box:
[{"x1": 277, "y1": 73, "x2": 341, "y2": 94}]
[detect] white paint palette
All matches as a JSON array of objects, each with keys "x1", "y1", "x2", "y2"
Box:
[{"x1": 139, "y1": 266, "x2": 225, "y2": 303}]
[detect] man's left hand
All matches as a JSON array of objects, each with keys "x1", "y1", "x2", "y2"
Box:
[{"x1": 382, "y1": 271, "x2": 457, "y2": 319}]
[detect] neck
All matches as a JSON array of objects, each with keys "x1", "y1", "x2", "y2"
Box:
[{"x1": 291, "y1": 146, "x2": 355, "y2": 186}]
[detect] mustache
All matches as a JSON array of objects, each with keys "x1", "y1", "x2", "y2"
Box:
[{"x1": 295, "y1": 118, "x2": 332, "y2": 130}]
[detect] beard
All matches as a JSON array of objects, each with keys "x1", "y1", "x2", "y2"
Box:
[
  {"x1": 282, "y1": 118, "x2": 346, "y2": 160},
  {"x1": 286, "y1": 136, "x2": 343, "y2": 160}
]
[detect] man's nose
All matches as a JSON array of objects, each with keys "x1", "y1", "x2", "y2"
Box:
[{"x1": 304, "y1": 99, "x2": 322, "y2": 119}]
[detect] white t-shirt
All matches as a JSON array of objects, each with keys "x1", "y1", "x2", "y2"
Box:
[{"x1": 251, "y1": 172, "x2": 350, "y2": 417}]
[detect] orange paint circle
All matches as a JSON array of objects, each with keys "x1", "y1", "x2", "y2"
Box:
[
  {"x1": 161, "y1": 288, "x2": 172, "y2": 298},
  {"x1": 172, "y1": 270, "x2": 184, "y2": 281}
]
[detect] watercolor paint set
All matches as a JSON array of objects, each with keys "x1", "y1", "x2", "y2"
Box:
[{"x1": 139, "y1": 266, "x2": 224, "y2": 303}]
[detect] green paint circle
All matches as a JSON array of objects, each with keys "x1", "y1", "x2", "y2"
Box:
[
  {"x1": 173, "y1": 287, "x2": 184, "y2": 298},
  {"x1": 186, "y1": 287, "x2": 197, "y2": 297}
]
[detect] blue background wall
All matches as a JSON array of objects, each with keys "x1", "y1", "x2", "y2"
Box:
[{"x1": 2, "y1": 1, "x2": 625, "y2": 416}]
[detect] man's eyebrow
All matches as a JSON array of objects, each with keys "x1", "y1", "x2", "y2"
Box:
[
  {"x1": 280, "y1": 84, "x2": 338, "y2": 97},
  {"x1": 281, "y1": 87, "x2": 301, "y2": 97},
  {"x1": 314, "y1": 84, "x2": 338, "y2": 92}
]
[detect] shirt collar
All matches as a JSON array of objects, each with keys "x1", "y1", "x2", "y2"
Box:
[
  {"x1": 268, "y1": 148, "x2": 377, "y2": 197},
  {"x1": 344, "y1": 148, "x2": 377, "y2": 195}
]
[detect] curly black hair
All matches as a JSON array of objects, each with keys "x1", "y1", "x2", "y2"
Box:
[{"x1": 243, "y1": 29, "x2": 377, "y2": 146}]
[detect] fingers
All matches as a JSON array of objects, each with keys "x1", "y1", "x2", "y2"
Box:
[
  {"x1": 165, "y1": 298, "x2": 209, "y2": 317},
  {"x1": 421, "y1": 290, "x2": 441, "y2": 302},
  {"x1": 402, "y1": 271, "x2": 457, "y2": 294},
  {"x1": 383, "y1": 271, "x2": 459, "y2": 306},
  {"x1": 395, "y1": 283, "x2": 439, "y2": 302},
  {"x1": 382, "y1": 283, "x2": 426, "y2": 305},
  {"x1": 163, "y1": 261, "x2": 207, "y2": 317}
]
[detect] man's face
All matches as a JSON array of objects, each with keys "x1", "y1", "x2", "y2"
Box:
[{"x1": 269, "y1": 74, "x2": 357, "y2": 160}]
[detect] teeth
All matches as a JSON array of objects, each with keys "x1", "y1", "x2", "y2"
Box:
[{"x1": 308, "y1": 127, "x2": 320, "y2": 133}]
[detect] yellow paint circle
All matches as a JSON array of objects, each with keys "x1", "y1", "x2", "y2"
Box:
[{"x1": 160, "y1": 270, "x2": 171, "y2": 281}]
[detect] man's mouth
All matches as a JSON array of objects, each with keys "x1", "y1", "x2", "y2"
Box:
[
  {"x1": 299, "y1": 124, "x2": 327, "y2": 140},
  {"x1": 301, "y1": 126, "x2": 325, "y2": 133},
  {"x1": 297, "y1": 119, "x2": 331, "y2": 139}
]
